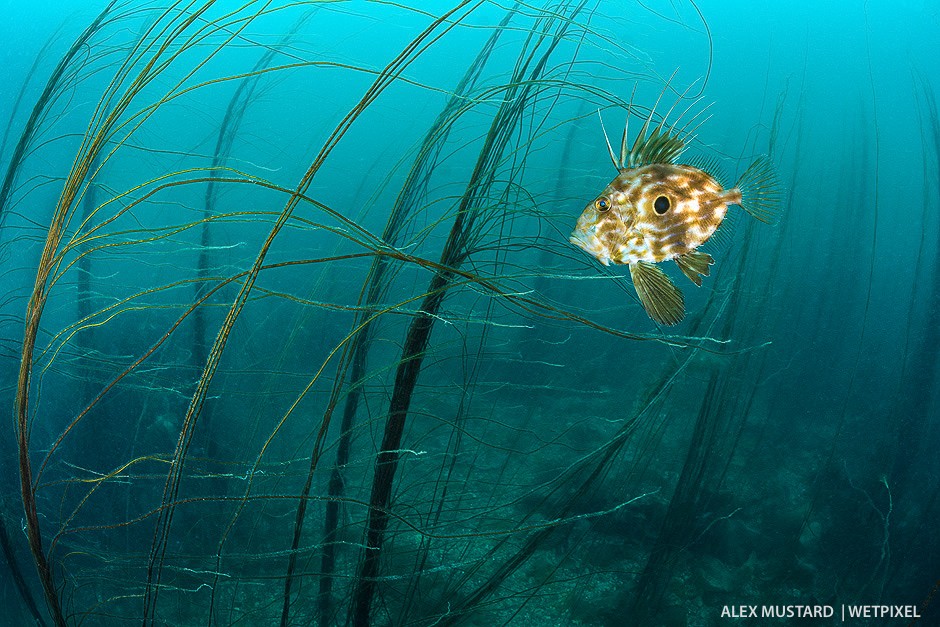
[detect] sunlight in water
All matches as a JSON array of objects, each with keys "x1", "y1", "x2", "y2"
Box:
[{"x1": 0, "y1": 1, "x2": 937, "y2": 625}]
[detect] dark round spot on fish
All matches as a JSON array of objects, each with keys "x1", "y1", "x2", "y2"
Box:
[
  {"x1": 595, "y1": 197, "x2": 611, "y2": 212},
  {"x1": 654, "y1": 195, "x2": 671, "y2": 214}
]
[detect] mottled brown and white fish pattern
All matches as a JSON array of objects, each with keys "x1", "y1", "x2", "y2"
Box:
[
  {"x1": 569, "y1": 99, "x2": 781, "y2": 326},
  {"x1": 572, "y1": 164, "x2": 742, "y2": 266}
]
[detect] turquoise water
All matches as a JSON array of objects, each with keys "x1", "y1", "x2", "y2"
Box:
[{"x1": 0, "y1": 1, "x2": 938, "y2": 625}]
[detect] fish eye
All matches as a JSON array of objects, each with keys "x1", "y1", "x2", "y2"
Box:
[
  {"x1": 594, "y1": 197, "x2": 611, "y2": 212},
  {"x1": 654, "y1": 195, "x2": 671, "y2": 214}
]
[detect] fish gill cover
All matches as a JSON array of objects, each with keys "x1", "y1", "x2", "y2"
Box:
[{"x1": 0, "y1": 1, "x2": 937, "y2": 625}]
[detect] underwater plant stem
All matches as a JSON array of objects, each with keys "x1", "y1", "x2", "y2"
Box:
[
  {"x1": 0, "y1": 2, "x2": 116, "y2": 226},
  {"x1": 891, "y1": 79, "x2": 940, "y2": 487},
  {"x1": 350, "y1": 274, "x2": 448, "y2": 627},
  {"x1": 798, "y1": 6, "x2": 881, "y2": 540},
  {"x1": 195, "y1": 10, "x2": 311, "y2": 365},
  {"x1": 305, "y1": 11, "x2": 515, "y2": 624},
  {"x1": 349, "y1": 6, "x2": 590, "y2": 620},
  {"x1": 16, "y1": 304, "x2": 66, "y2": 627},
  {"x1": 312, "y1": 343, "x2": 364, "y2": 622},
  {"x1": 0, "y1": 31, "x2": 57, "y2": 169},
  {"x1": 0, "y1": 516, "x2": 46, "y2": 626},
  {"x1": 176, "y1": 3, "x2": 481, "y2": 621},
  {"x1": 630, "y1": 373, "x2": 722, "y2": 620}
]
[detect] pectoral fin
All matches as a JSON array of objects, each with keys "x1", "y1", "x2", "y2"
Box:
[
  {"x1": 675, "y1": 250, "x2": 715, "y2": 286},
  {"x1": 629, "y1": 261, "x2": 685, "y2": 325}
]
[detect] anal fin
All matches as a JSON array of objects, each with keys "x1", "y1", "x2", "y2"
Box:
[
  {"x1": 629, "y1": 261, "x2": 685, "y2": 325},
  {"x1": 675, "y1": 250, "x2": 715, "y2": 286}
]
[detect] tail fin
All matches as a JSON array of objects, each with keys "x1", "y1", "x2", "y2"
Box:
[{"x1": 734, "y1": 156, "x2": 782, "y2": 225}]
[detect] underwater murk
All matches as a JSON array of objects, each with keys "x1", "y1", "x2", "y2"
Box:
[{"x1": 0, "y1": 1, "x2": 938, "y2": 625}]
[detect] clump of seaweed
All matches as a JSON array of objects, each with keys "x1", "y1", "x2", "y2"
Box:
[{"x1": 1, "y1": 0, "x2": 722, "y2": 622}]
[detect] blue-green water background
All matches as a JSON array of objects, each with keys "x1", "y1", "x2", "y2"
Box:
[{"x1": 0, "y1": 1, "x2": 938, "y2": 625}]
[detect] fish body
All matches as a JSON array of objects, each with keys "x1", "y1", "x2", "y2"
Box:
[
  {"x1": 570, "y1": 163, "x2": 739, "y2": 266},
  {"x1": 569, "y1": 97, "x2": 781, "y2": 326}
]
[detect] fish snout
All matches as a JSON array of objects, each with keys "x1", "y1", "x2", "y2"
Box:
[
  {"x1": 569, "y1": 227, "x2": 611, "y2": 265},
  {"x1": 569, "y1": 228, "x2": 593, "y2": 251}
]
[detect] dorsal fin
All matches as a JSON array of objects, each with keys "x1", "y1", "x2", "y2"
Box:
[
  {"x1": 619, "y1": 76, "x2": 711, "y2": 170},
  {"x1": 682, "y1": 153, "x2": 731, "y2": 189},
  {"x1": 597, "y1": 110, "x2": 619, "y2": 169},
  {"x1": 627, "y1": 126, "x2": 687, "y2": 168}
]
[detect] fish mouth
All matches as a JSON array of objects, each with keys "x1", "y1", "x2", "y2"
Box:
[
  {"x1": 568, "y1": 231, "x2": 598, "y2": 257},
  {"x1": 569, "y1": 230, "x2": 611, "y2": 266},
  {"x1": 569, "y1": 231, "x2": 591, "y2": 253}
]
